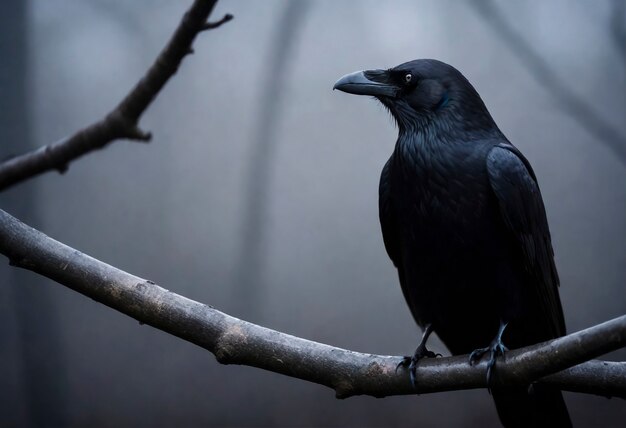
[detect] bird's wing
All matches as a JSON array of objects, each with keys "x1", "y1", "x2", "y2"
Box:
[
  {"x1": 379, "y1": 158, "x2": 401, "y2": 267},
  {"x1": 379, "y1": 159, "x2": 416, "y2": 318},
  {"x1": 486, "y1": 144, "x2": 565, "y2": 337}
]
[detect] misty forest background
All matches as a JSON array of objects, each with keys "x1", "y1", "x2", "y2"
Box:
[{"x1": 1, "y1": 0, "x2": 625, "y2": 426}]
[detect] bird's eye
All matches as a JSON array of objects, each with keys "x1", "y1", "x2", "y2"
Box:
[{"x1": 404, "y1": 73, "x2": 412, "y2": 83}]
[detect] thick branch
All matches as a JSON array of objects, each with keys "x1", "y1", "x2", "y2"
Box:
[
  {"x1": 0, "y1": 208, "x2": 624, "y2": 399},
  {"x1": 0, "y1": 0, "x2": 231, "y2": 191}
]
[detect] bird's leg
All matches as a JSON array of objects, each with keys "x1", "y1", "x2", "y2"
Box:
[
  {"x1": 396, "y1": 323, "x2": 441, "y2": 387},
  {"x1": 468, "y1": 321, "x2": 509, "y2": 390}
]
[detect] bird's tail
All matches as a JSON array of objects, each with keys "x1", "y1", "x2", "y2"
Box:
[{"x1": 492, "y1": 384, "x2": 571, "y2": 427}]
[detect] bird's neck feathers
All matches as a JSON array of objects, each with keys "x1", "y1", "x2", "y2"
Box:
[{"x1": 389, "y1": 97, "x2": 501, "y2": 153}]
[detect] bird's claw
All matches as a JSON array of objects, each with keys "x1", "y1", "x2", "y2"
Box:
[
  {"x1": 469, "y1": 338, "x2": 508, "y2": 392},
  {"x1": 413, "y1": 342, "x2": 442, "y2": 361},
  {"x1": 395, "y1": 356, "x2": 420, "y2": 387},
  {"x1": 395, "y1": 356, "x2": 412, "y2": 373},
  {"x1": 395, "y1": 356, "x2": 419, "y2": 387},
  {"x1": 469, "y1": 347, "x2": 489, "y2": 366},
  {"x1": 396, "y1": 344, "x2": 441, "y2": 388}
]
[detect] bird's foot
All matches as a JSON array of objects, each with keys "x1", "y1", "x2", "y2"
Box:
[
  {"x1": 468, "y1": 337, "x2": 508, "y2": 391},
  {"x1": 396, "y1": 343, "x2": 442, "y2": 388}
]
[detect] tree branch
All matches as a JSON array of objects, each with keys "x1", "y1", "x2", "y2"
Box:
[
  {"x1": 0, "y1": 208, "x2": 624, "y2": 399},
  {"x1": 0, "y1": 0, "x2": 232, "y2": 192},
  {"x1": 202, "y1": 13, "x2": 233, "y2": 30}
]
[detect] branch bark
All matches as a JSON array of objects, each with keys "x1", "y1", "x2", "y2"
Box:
[
  {"x1": 0, "y1": 0, "x2": 230, "y2": 192},
  {"x1": 0, "y1": 208, "x2": 624, "y2": 399}
]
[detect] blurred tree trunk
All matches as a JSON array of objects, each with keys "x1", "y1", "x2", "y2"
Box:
[
  {"x1": 0, "y1": 1, "x2": 67, "y2": 426},
  {"x1": 236, "y1": 1, "x2": 310, "y2": 320}
]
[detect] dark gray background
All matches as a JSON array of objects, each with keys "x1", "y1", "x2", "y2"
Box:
[{"x1": 1, "y1": 1, "x2": 625, "y2": 426}]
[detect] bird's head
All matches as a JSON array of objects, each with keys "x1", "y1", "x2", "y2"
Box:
[{"x1": 334, "y1": 59, "x2": 496, "y2": 136}]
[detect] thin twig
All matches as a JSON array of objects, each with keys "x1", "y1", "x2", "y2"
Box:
[
  {"x1": 0, "y1": 208, "x2": 624, "y2": 399},
  {"x1": 202, "y1": 13, "x2": 233, "y2": 30},
  {"x1": 0, "y1": 0, "x2": 232, "y2": 192}
]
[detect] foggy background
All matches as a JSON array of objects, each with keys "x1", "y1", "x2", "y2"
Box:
[{"x1": 1, "y1": 0, "x2": 625, "y2": 426}]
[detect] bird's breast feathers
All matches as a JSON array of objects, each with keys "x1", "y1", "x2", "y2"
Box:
[{"x1": 392, "y1": 136, "x2": 493, "y2": 226}]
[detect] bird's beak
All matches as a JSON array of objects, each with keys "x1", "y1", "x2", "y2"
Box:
[{"x1": 333, "y1": 69, "x2": 398, "y2": 97}]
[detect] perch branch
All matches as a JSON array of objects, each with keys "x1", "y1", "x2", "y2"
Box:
[
  {"x1": 0, "y1": 0, "x2": 232, "y2": 191},
  {"x1": 0, "y1": 208, "x2": 624, "y2": 399}
]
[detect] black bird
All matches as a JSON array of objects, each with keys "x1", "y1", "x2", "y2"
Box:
[{"x1": 334, "y1": 59, "x2": 571, "y2": 427}]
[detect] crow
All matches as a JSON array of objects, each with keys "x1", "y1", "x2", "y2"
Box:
[{"x1": 334, "y1": 59, "x2": 571, "y2": 427}]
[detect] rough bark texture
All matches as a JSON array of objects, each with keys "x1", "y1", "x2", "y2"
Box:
[{"x1": 0, "y1": 208, "x2": 624, "y2": 399}]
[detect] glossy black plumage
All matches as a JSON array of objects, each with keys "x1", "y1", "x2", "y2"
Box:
[{"x1": 335, "y1": 59, "x2": 570, "y2": 427}]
